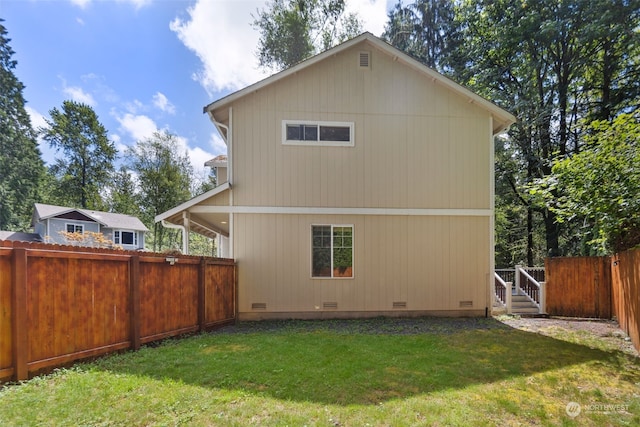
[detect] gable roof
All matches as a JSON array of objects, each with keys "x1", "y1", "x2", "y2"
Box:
[
  {"x1": 33, "y1": 203, "x2": 149, "y2": 232},
  {"x1": 204, "y1": 32, "x2": 516, "y2": 135},
  {"x1": 0, "y1": 231, "x2": 43, "y2": 242}
]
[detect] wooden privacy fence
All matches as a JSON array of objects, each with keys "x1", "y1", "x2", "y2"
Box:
[
  {"x1": 545, "y1": 249, "x2": 640, "y2": 353},
  {"x1": 545, "y1": 256, "x2": 612, "y2": 318},
  {"x1": 611, "y1": 249, "x2": 640, "y2": 353},
  {"x1": 0, "y1": 240, "x2": 236, "y2": 383}
]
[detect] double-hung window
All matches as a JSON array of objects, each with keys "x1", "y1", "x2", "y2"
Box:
[
  {"x1": 66, "y1": 223, "x2": 83, "y2": 234},
  {"x1": 114, "y1": 230, "x2": 137, "y2": 246},
  {"x1": 312, "y1": 225, "x2": 353, "y2": 278},
  {"x1": 283, "y1": 120, "x2": 354, "y2": 146}
]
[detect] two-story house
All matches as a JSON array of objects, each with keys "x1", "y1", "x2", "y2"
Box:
[
  {"x1": 156, "y1": 33, "x2": 516, "y2": 320},
  {"x1": 32, "y1": 203, "x2": 148, "y2": 250}
]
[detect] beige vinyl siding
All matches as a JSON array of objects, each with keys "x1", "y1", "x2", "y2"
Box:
[
  {"x1": 230, "y1": 41, "x2": 490, "y2": 211},
  {"x1": 198, "y1": 189, "x2": 229, "y2": 206},
  {"x1": 234, "y1": 213, "x2": 489, "y2": 317}
]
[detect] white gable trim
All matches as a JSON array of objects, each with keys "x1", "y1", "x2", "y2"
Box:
[{"x1": 204, "y1": 32, "x2": 516, "y2": 134}]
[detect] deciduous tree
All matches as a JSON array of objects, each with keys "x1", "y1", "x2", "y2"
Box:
[
  {"x1": 127, "y1": 131, "x2": 193, "y2": 252},
  {"x1": 253, "y1": 0, "x2": 362, "y2": 71},
  {"x1": 41, "y1": 100, "x2": 116, "y2": 210}
]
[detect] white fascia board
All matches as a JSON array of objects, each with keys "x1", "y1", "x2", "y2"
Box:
[
  {"x1": 154, "y1": 182, "x2": 231, "y2": 223},
  {"x1": 188, "y1": 205, "x2": 492, "y2": 217}
]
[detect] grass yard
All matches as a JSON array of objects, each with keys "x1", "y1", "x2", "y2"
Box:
[{"x1": 1, "y1": 317, "x2": 639, "y2": 426}]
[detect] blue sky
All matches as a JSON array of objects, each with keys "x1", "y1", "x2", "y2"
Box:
[{"x1": 3, "y1": 0, "x2": 390, "y2": 179}]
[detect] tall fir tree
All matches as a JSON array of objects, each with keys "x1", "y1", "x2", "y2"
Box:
[{"x1": 0, "y1": 19, "x2": 45, "y2": 231}]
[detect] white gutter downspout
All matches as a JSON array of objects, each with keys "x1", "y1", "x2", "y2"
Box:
[{"x1": 161, "y1": 220, "x2": 187, "y2": 254}]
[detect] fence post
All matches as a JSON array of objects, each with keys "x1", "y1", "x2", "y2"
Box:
[
  {"x1": 12, "y1": 248, "x2": 28, "y2": 381},
  {"x1": 506, "y1": 282, "x2": 512, "y2": 314},
  {"x1": 198, "y1": 258, "x2": 206, "y2": 331},
  {"x1": 129, "y1": 255, "x2": 140, "y2": 351},
  {"x1": 515, "y1": 265, "x2": 522, "y2": 295},
  {"x1": 540, "y1": 282, "x2": 546, "y2": 314}
]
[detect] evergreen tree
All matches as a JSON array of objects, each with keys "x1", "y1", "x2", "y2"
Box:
[
  {"x1": 108, "y1": 166, "x2": 140, "y2": 217},
  {"x1": 0, "y1": 19, "x2": 45, "y2": 230},
  {"x1": 382, "y1": 0, "x2": 459, "y2": 72},
  {"x1": 41, "y1": 100, "x2": 116, "y2": 210}
]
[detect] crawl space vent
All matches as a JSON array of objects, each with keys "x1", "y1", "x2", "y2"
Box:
[
  {"x1": 358, "y1": 51, "x2": 371, "y2": 69},
  {"x1": 323, "y1": 302, "x2": 338, "y2": 309},
  {"x1": 251, "y1": 302, "x2": 267, "y2": 310},
  {"x1": 392, "y1": 301, "x2": 407, "y2": 309},
  {"x1": 459, "y1": 300, "x2": 473, "y2": 308}
]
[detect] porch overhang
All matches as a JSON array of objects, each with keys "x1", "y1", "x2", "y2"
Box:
[{"x1": 155, "y1": 182, "x2": 231, "y2": 239}]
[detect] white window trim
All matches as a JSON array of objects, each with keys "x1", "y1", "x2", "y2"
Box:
[
  {"x1": 114, "y1": 229, "x2": 138, "y2": 246},
  {"x1": 65, "y1": 223, "x2": 84, "y2": 234},
  {"x1": 282, "y1": 120, "x2": 355, "y2": 147},
  {"x1": 310, "y1": 224, "x2": 354, "y2": 279}
]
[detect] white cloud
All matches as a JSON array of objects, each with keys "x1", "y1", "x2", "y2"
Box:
[
  {"x1": 345, "y1": 0, "x2": 388, "y2": 36},
  {"x1": 62, "y1": 85, "x2": 97, "y2": 107},
  {"x1": 117, "y1": 0, "x2": 152, "y2": 9},
  {"x1": 69, "y1": 0, "x2": 152, "y2": 9},
  {"x1": 152, "y1": 92, "x2": 176, "y2": 115},
  {"x1": 116, "y1": 113, "x2": 158, "y2": 142},
  {"x1": 210, "y1": 132, "x2": 227, "y2": 156},
  {"x1": 170, "y1": 0, "x2": 390, "y2": 96},
  {"x1": 114, "y1": 111, "x2": 213, "y2": 175},
  {"x1": 170, "y1": 0, "x2": 268, "y2": 95},
  {"x1": 69, "y1": 0, "x2": 91, "y2": 8}
]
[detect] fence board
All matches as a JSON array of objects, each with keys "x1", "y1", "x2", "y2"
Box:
[
  {"x1": 139, "y1": 259, "x2": 200, "y2": 343},
  {"x1": 0, "y1": 240, "x2": 235, "y2": 382},
  {"x1": 612, "y1": 249, "x2": 640, "y2": 353},
  {"x1": 0, "y1": 252, "x2": 12, "y2": 378},
  {"x1": 204, "y1": 261, "x2": 236, "y2": 326},
  {"x1": 545, "y1": 256, "x2": 611, "y2": 318}
]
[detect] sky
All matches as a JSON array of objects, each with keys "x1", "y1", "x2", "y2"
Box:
[{"x1": 2, "y1": 0, "x2": 391, "y2": 179}]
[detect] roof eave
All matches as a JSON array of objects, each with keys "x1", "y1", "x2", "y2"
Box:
[
  {"x1": 155, "y1": 182, "x2": 231, "y2": 224},
  {"x1": 203, "y1": 32, "x2": 516, "y2": 129}
]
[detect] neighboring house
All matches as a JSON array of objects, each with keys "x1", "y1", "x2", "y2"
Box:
[
  {"x1": 32, "y1": 203, "x2": 148, "y2": 250},
  {"x1": 156, "y1": 33, "x2": 516, "y2": 320},
  {"x1": 0, "y1": 231, "x2": 42, "y2": 243}
]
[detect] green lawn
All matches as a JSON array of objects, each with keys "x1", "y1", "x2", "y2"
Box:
[{"x1": 1, "y1": 317, "x2": 639, "y2": 426}]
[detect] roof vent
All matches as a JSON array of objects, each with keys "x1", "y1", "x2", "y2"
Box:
[
  {"x1": 459, "y1": 300, "x2": 473, "y2": 308},
  {"x1": 358, "y1": 51, "x2": 370, "y2": 69},
  {"x1": 251, "y1": 302, "x2": 267, "y2": 310},
  {"x1": 392, "y1": 301, "x2": 407, "y2": 309},
  {"x1": 323, "y1": 302, "x2": 338, "y2": 309}
]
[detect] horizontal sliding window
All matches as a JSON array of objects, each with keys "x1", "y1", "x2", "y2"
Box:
[{"x1": 283, "y1": 120, "x2": 354, "y2": 146}]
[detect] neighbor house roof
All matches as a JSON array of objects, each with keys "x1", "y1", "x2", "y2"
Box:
[
  {"x1": 33, "y1": 203, "x2": 149, "y2": 232},
  {"x1": 204, "y1": 32, "x2": 516, "y2": 135},
  {"x1": 0, "y1": 231, "x2": 43, "y2": 242}
]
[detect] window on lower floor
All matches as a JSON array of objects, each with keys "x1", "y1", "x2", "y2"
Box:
[
  {"x1": 114, "y1": 230, "x2": 137, "y2": 246},
  {"x1": 66, "y1": 223, "x2": 83, "y2": 234},
  {"x1": 312, "y1": 225, "x2": 353, "y2": 278}
]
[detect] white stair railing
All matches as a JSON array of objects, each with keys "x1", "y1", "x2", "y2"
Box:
[
  {"x1": 515, "y1": 265, "x2": 546, "y2": 314},
  {"x1": 494, "y1": 272, "x2": 512, "y2": 314}
]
